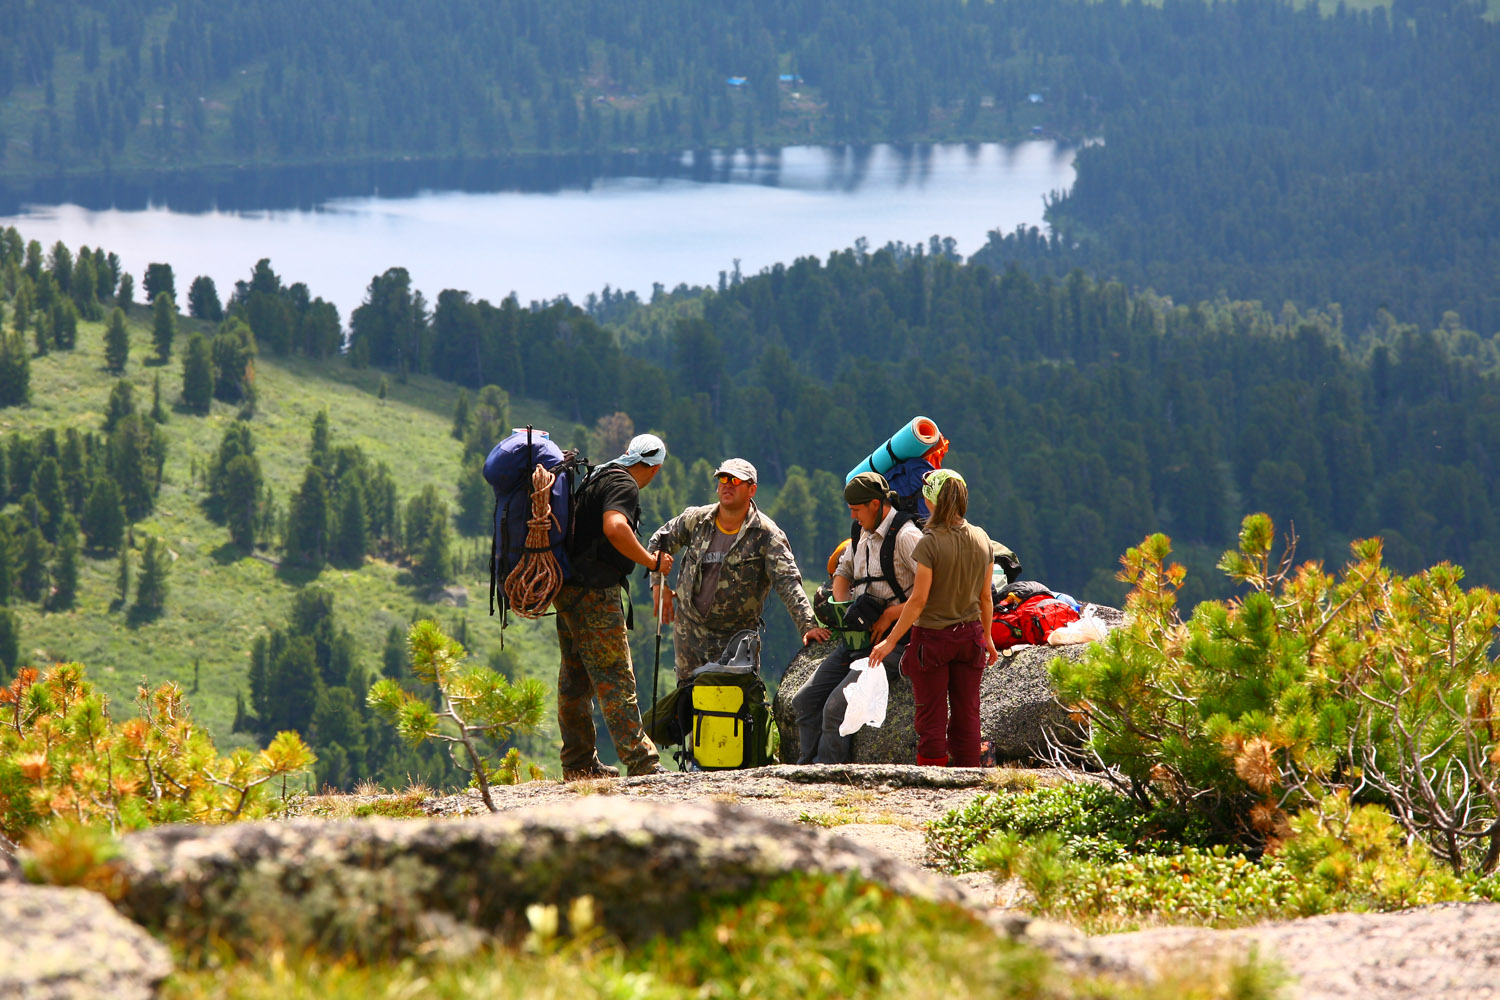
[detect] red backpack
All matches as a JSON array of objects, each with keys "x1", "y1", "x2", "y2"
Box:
[{"x1": 992, "y1": 594, "x2": 1080, "y2": 649}]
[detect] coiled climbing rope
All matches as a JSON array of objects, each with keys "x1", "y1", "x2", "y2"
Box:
[{"x1": 503, "y1": 463, "x2": 563, "y2": 618}]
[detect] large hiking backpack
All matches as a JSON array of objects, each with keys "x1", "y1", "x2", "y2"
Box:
[
  {"x1": 992, "y1": 591, "x2": 1081, "y2": 650},
  {"x1": 483, "y1": 427, "x2": 587, "y2": 620},
  {"x1": 643, "y1": 629, "x2": 773, "y2": 770}
]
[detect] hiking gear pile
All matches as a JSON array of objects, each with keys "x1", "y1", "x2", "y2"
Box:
[{"x1": 991, "y1": 581, "x2": 1082, "y2": 649}]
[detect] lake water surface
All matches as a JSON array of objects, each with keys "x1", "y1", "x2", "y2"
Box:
[{"x1": 0, "y1": 143, "x2": 1075, "y2": 321}]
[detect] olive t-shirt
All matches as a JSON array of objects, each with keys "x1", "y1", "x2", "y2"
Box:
[{"x1": 912, "y1": 522, "x2": 993, "y2": 629}]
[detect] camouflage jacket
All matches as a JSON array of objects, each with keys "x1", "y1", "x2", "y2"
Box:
[{"x1": 647, "y1": 502, "x2": 818, "y2": 636}]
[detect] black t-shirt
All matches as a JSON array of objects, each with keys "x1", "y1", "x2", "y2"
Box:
[{"x1": 568, "y1": 466, "x2": 641, "y2": 588}]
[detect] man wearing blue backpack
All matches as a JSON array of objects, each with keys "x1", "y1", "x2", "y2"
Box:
[{"x1": 555, "y1": 434, "x2": 675, "y2": 780}]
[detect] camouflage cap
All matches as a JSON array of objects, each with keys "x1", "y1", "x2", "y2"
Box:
[{"x1": 714, "y1": 457, "x2": 757, "y2": 484}]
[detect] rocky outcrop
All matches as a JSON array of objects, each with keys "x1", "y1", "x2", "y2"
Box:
[
  {"x1": 113, "y1": 796, "x2": 969, "y2": 960},
  {"x1": 0, "y1": 883, "x2": 173, "y2": 1000},
  {"x1": 1085, "y1": 901, "x2": 1500, "y2": 1000},
  {"x1": 773, "y1": 605, "x2": 1123, "y2": 764}
]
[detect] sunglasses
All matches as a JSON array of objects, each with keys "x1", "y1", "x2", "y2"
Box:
[{"x1": 716, "y1": 473, "x2": 749, "y2": 486}]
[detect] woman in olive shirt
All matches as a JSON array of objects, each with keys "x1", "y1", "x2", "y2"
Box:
[{"x1": 869, "y1": 470, "x2": 999, "y2": 766}]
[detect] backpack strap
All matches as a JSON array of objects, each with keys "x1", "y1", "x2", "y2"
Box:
[
  {"x1": 847, "y1": 511, "x2": 916, "y2": 602},
  {"x1": 489, "y1": 486, "x2": 501, "y2": 616},
  {"x1": 878, "y1": 511, "x2": 917, "y2": 602}
]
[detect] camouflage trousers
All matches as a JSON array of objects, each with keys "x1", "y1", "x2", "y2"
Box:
[
  {"x1": 672, "y1": 618, "x2": 752, "y2": 682},
  {"x1": 555, "y1": 584, "x2": 659, "y2": 774}
]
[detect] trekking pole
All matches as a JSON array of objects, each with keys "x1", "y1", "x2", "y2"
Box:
[{"x1": 651, "y1": 569, "x2": 663, "y2": 721}]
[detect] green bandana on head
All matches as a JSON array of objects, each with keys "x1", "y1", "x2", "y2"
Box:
[
  {"x1": 844, "y1": 471, "x2": 893, "y2": 506},
  {"x1": 921, "y1": 468, "x2": 966, "y2": 507}
]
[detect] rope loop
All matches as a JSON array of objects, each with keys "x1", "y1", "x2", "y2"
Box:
[{"x1": 503, "y1": 464, "x2": 563, "y2": 618}]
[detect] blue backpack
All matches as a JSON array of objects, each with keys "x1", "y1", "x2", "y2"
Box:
[
  {"x1": 483, "y1": 427, "x2": 586, "y2": 622},
  {"x1": 885, "y1": 456, "x2": 937, "y2": 517}
]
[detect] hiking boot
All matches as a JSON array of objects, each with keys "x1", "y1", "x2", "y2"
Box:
[
  {"x1": 627, "y1": 762, "x2": 670, "y2": 777},
  {"x1": 563, "y1": 763, "x2": 619, "y2": 782}
]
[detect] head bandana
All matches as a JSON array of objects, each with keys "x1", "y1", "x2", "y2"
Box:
[
  {"x1": 844, "y1": 471, "x2": 894, "y2": 506},
  {"x1": 601, "y1": 433, "x2": 667, "y2": 470},
  {"x1": 921, "y1": 468, "x2": 966, "y2": 507}
]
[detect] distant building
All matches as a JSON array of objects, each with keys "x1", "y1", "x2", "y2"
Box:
[
  {"x1": 1028, "y1": 93, "x2": 1044, "y2": 104},
  {"x1": 727, "y1": 76, "x2": 747, "y2": 87},
  {"x1": 778, "y1": 74, "x2": 800, "y2": 83}
]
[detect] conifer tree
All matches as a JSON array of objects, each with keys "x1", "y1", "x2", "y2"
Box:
[
  {"x1": 381, "y1": 623, "x2": 408, "y2": 679},
  {"x1": 11, "y1": 282, "x2": 30, "y2": 335},
  {"x1": 116, "y1": 539, "x2": 131, "y2": 606},
  {"x1": 266, "y1": 635, "x2": 320, "y2": 734},
  {"x1": 0, "y1": 331, "x2": 30, "y2": 407},
  {"x1": 181, "y1": 332, "x2": 213, "y2": 413},
  {"x1": 51, "y1": 299, "x2": 78, "y2": 351},
  {"x1": 151, "y1": 291, "x2": 176, "y2": 361},
  {"x1": 188, "y1": 275, "x2": 223, "y2": 321},
  {"x1": 117, "y1": 272, "x2": 134, "y2": 312},
  {"x1": 308, "y1": 409, "x2": 331, "y2": 469},
  {"x1": 18, "y1": 526, "x2": 49, "y2": 602},
  {"x1": 57, "y1": 432, "x2": 86, "y2": 512},
  {"x1": 143, "y1": 263, "x2": 174, "y2": 305},
  {"x1": 103, "y1": 379, "x2": 135, "y2": 432},
  {"x1": 109, "y1": 414, "x2": 164, "y2": 519},
  {"x1": 134, "y1": 535, "x2": 168, "y2": 615},
  {"x1": 334, "y1": 474, "x2": 368, "y2": 565},
  {"x1": 0, "y1": 532, "x2": 16, "y2": 606},
  {"x1": 248, "y1": 633, "x2": 273, "y2": 726},
  {"x1": 231, "y1": 689, "x2": 253, "y2": 733},
  {"x1": 150, "y1": 373, "x2": 167, "y2": 423},
  {"x1": 31, "y1": 458, "x2": 64, "y2": 543},
  {"x1": 82, "y1": 477, "x2": 126, "y2": 553},
  {"x1": 405, "y1": 485, "x2": 453, "y2": 583},
  {"x1": 451, "y1": 389, "x2": 471, "y2": 440},
  {"x1": 49, "y1": 515, "x2": 79, "y2": 609},
  {"x1": 72, "y1": 254, "x2": 99, "y2": 320},
  {"x1": 0, "y1": 609, "x2": 18, "y2": 680},
  {"x1": 456, "y1": 457, "x2": 491, "y2": 536},
  {"x1": 224, "y1": 454, "x2": 262, "y2": 549},
  {"x1": 285, "y1": 465, "x2": 330, "y2": 565},
  {"x1": 49, "y1": 242, "x2": 72, "y2": 294},
  {"x1": 32, "y1": 310, "x2": 49, "y2": 356},
  {"x1": 104, "y1": 306, "x2": 129, "y2": 374}
]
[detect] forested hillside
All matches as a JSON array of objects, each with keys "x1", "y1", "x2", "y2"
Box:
[
  {"x1": 1, "y1": 0, "x2": 1494, "y2": 340},
  {"x1": 389, "y1": 247, "x2": 1500, "y2": 623},
  {"x1": 7, "y1": 221, "x2": 1491, "y2": 716}
]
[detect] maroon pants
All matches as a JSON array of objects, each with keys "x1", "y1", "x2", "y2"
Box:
[{"x1": 901, "y1": 621, "x2": 985, "y2": 766}]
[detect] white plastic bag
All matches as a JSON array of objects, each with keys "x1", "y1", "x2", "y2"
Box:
[
  {"x1": 838, "y1": 656, "x2": 889, "y2": 736},
  {"x1": 1047, "y1": 606, "x2": 1109, "y2": 646}
]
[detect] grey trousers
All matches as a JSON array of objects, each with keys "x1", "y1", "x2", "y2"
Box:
[{"x1": 791, "y1": 640, "x2": 905, "y2": 765}]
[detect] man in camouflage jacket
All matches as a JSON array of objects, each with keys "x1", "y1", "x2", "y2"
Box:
[{"x1": 648, "y1": 458, "x2": 830, "y2": 680}]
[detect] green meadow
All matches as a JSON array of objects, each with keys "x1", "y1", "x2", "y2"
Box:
[{"x1": 4, "y1": 304, "x2": 573, "y2": 750}]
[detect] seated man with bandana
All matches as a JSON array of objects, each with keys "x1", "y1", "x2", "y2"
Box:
[
  {"x1": 647, "y1": 458, "x2": 830, "y2": 681},
  {"x1": 791, "y1": 470, "x2": 922, "y2": 764}
]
